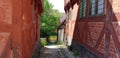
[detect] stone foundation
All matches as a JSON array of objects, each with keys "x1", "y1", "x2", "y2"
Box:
[
  {"x1": 32, "y1": 39, "x2": 42, "y2": 58},
  {"x1": 71, "y1": 40, "x2": 99, "y2": 58}
]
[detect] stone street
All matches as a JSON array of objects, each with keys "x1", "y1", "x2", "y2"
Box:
[{"x1": 39, "y1": 45, "x2": 74, "y2": 58}]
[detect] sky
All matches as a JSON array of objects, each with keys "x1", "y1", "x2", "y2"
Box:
[{"x1": 48, "y1": 0, "x2": 65, "y2": 13}]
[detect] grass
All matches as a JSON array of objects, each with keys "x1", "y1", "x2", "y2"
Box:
[
  {"x1": 56, "y1": 41, "x2": 63, "y2": 45},
  {"x1": 73, "y1": 50, "x2": 79, "y2": 58}
]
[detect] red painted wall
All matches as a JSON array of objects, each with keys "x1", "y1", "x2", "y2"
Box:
[
  {"x1": 64, "y1": 0, "x2": 120, "y2": 58},
  {"x1": 0, "y1": 0, "x2": 43, "y2": 58}
]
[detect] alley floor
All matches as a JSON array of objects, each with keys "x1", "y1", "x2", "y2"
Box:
[{"x1": 39, "y1": 45, "x2": 74, "y2": 58}]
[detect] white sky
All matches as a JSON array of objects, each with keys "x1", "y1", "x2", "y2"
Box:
[{"x1": 48, "y1": 0, "x2": 65, "y2": 13}]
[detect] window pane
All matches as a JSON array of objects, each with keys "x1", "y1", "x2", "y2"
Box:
[
  {"x1": 79, "y1": 0, "x2": 86, "y2": 18},
  {"x1": 83, "y1": 0, "x2": 86, "y2": 17},
  {"x1": 98, "y1": 9, "x2": 103, "y2": 14},
  {"x1": 98, "y1": 4, "x2": 104, "y2": 9},
  {"x1": 83, "y1": 10, "x2": 86, "y2": 16},
  {"x1": 92, "y1": 0, "x2": 95, "y2": 3},
  {"x1": 98, "y1": 0, "x2": 104, "y2": 14},
  {"x1": 92, "y1": 9, "x2": 95, "y2": 15},
  {"x1": 91, "y1": 0, "x2": 95, "y2": 8},
  {"x1": 98, "y1": 0, "x2": 104, "y2": 4},
  {"x1": 89, "y1": 0, "x2": 96, "y2": 15},
  {"x1": 79, "y1": 2, "x2": 82, "y2": 18}
]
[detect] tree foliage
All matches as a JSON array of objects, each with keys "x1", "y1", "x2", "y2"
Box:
[{"x1": 40, "y1": 0, "x2": 63, "y2": 38}]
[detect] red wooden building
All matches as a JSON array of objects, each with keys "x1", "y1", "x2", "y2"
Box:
[
  {"x1": 0, "y1": 0, "x2": 43, "y2": 58},
  {"x1": 64, "y1": 0, "x2": 120, "y2": 58}
]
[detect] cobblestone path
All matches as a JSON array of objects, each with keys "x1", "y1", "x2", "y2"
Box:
[{"x1": 39, "y1": 45, "x2": 74, "y2": 58}]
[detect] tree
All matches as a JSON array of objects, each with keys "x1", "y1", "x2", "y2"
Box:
[{"x1": 40, "y1": 0, "x2": 63, "y2": 38}]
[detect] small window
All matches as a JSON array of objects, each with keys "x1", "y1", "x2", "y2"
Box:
[
  {"x1": 79, "y1": 0, "x2": 86, "y2": 18},
  {"x1": 89, "y1": 0, "x2": 104, "y2": 16}
]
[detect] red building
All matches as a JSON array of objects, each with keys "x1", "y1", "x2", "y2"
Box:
[
  {"x1": 0, "y1": 0, "x2": 43, "y2": 58},
  {"x1": 64, "y1": 0, "x2": 120, "y2": 58}
]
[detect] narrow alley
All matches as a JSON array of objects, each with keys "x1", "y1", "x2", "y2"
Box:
[{"x1": 1, "y1": 0, "x2": 120, "y2": 58}]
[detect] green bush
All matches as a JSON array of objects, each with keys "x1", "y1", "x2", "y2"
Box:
[
  {"x1": 48, "y1": 35, "x2": 57, "y2": 43},
  {"x1": 41, "y1": 38, "x2": 47, "y2": 46}
]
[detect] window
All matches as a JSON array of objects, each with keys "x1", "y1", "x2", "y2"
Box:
[
  {"x1": 79, "y1": 0, "x2": 86, "y2": 18},
  {"x1": 89, "y1": 0, "x2": 104, "y2": 15}
]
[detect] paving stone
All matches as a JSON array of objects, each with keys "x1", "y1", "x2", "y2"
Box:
[{"x1": 39, "y1": 45, "x2": 74, "y2": 58}]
